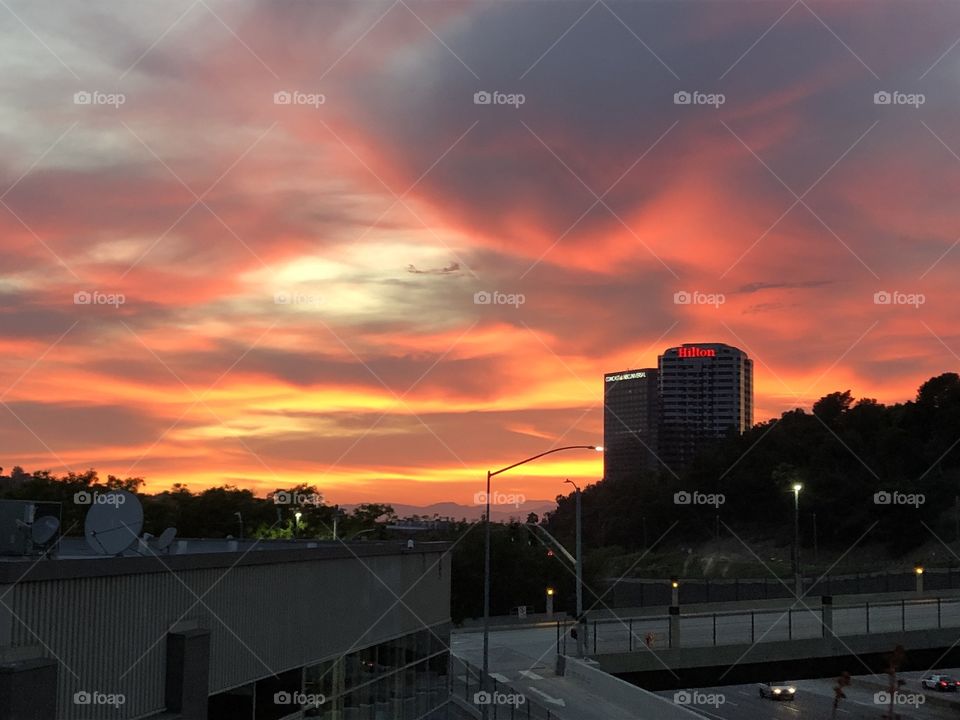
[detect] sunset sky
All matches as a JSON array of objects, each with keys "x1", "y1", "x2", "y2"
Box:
[{"x1": 1, "y1": 0, "x2": 958, "y2": 506}]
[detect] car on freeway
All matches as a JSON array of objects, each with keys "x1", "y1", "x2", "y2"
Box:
[
  {"x1": 758, "y1": 681, "x2": 796, "y2": 700},
  {"x1": 921, "y1": 674, "x2": 960, "y2": 691}
]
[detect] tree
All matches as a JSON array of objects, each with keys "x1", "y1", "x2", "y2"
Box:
[{"x1": 813, "y1": 390, "x2": 854, "y2": 424}]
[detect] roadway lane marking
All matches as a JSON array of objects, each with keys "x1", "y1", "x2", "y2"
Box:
[
  {"x1": 519, "y1": 670, "x2": 544, "y2": 680},
  {"x1": 678, "y1": 706, "x2": 729, "y2": 720},
  {"x1": 527, "y1": 686, "x2": 566, "y2": 707},
  {"x1": 490, "y1": 673, "x2": 510, "y2": 683}
]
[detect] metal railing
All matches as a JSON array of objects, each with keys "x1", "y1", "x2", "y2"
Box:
[
  {"x1": 604, "y1": 569, "x2": 960, "y2": 607},
  {"x1": 573, "y1": 596, "x2": 960, "y2": 653}
]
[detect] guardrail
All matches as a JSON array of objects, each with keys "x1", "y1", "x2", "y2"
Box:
[
  {"x1": 450, "y1": 656, "x2": 561, "y2": 719},
  {"x1": 604, "y1": 569, "x2": 960, "y2": 607},
  {"x1": 571, "y1": 596, "x2": 960, "y2": 653}
]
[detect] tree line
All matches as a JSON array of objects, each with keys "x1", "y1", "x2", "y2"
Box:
[{"x1": 546, "y1": 373, "x2": 960, "y2": 558}]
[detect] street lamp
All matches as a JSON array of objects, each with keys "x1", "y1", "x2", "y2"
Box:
[
  {"x1": 915, "y1": 564, "x2": 924, "y2": 593},
  {"x1": 792, "y1": 483, "x2": 803, "y2": 597},
  {"x1": 481, "y1": 444, "x2": 601, "y2": 720},
  {"x1": 564, "y1": 479, "x2": 584, "y2": 656},
  {"x1": 294, "y1": 511, "x2": 302, "y2": 538}
]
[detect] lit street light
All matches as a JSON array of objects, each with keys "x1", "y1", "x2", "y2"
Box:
[
  {"x1": 481, "y1": 444, "x2": 601, "y2": 720},
  {"x1": 915, "y1": 565, "x2": 924, "y2": 593}
]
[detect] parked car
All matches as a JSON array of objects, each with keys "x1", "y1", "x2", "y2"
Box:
[
  {"x1": 921, "y1": 674, "x2": 959, "y2": 691},
  {"x1": 758, "y1": 681, "x2": 797, "y2": 700}
]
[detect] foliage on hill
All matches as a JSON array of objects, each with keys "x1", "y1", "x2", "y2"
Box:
[{"x1": 547, "y1": 373, "x2": 960, "y2": 556}]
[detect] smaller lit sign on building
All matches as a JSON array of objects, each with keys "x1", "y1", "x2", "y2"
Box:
[
  {"x1": 605, "y1": 371, "x2": 647, "y2": 382},
  {"x1": 676, "y1": 346, "x2": 717, "y2": 358}
]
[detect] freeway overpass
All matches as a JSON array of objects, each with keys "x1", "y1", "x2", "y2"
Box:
[{"x1": 583, "y1": 592, "x2": 960, "y2": 688}]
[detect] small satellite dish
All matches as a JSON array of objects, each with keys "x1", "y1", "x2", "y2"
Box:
[
  {"x1": 152, "y1": 527, "x2": 177, "y2": 551},
  {"x1": 31, "y1": 516, "x2": 59, "y2": 546},
  {"x1": 84, "y1": 491, "x2": 143, "y2": 556}
]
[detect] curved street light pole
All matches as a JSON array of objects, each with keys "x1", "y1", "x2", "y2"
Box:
[{"x1": 481, "y1": 444, "x2": 601, "y2": 720}]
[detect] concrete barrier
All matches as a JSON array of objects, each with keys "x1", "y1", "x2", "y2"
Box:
[{"x1": 564, "y1": 657, "x2": 703, "y2": 718}]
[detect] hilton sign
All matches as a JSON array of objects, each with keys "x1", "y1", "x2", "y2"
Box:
[{"x1": 676, "y1": 347, "x2": 717, "y2": 358}]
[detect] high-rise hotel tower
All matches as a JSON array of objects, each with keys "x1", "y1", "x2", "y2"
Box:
[{"x1": 602, "y1": 343, "x2": 753, "y2": 478}]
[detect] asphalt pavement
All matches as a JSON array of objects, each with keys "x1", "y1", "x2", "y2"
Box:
[{"x1": 656, "y1": 672, "x2": 960, "y2": 720}]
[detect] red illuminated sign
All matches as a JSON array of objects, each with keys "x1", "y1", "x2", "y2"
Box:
[{"x1": 677, "y1": 347, "x2": 716, "y2": 358}]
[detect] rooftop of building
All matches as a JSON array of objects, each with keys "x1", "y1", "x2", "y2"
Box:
[{"x1": 0, "y1": 537, "x2": 451, "y2": 583}]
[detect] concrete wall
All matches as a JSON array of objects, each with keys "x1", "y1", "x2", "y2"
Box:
[{"x1": 0, "y1": 542, "x2": 451, "y2": 720}]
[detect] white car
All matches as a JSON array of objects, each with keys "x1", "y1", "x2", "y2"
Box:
[
  {"x1": 758, "y1": 681, "x2": 796, "y2": 700},
  {"x1": 921, "y1": 674, "x2": 959, "y2": 692}
]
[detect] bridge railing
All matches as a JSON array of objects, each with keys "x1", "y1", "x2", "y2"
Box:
[
  {"x1": 578, "y1": 596, "x2": 960, "y2": 654},
  {"x1": 603, "y1": 568, "x2": 960, "y2": 607}
]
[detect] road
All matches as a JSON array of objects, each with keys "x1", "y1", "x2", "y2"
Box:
[
  {"x1": 452, "y1": 627, "x2": 653, "y2": 720},
  {"x1": 453, "y1": 624, "x2": 960, "y2": 719},
  {"x1": 655, "y1": 671, "x2": 960, "y2": 720}
]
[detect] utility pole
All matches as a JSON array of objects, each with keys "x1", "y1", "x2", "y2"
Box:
[{"x1": 564, "y1": 479, "x2": 584, "y2": 656}]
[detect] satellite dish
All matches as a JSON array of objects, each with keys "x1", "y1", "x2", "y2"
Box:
[
  {"x1": 152, "y1": 527, "x2": 177, "y2": 551},
  {"x1": 84, "y1": 491, "x2": 143, "y2": 555},
  {"x1": 31, "y1": 516, "x2": 59, "y2": 545}
]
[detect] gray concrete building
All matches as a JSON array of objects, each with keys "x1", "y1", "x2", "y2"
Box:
[{"x1": 0, "y1": 537, "x2": 455, "y2": 720}]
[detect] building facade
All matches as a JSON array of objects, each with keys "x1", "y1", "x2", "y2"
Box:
[
  {"x1": 0, "y1": 538, "x2": 458, "y2": 720},
  {"x1": 658, "y1": 342, "x2": 753, "y2": 470},
  {"x1": 602, "y1": 369, "x2": 660, "y2": 480},
  {"x1": 602, "y1": 344, "x2": 754, "y2": 478}
]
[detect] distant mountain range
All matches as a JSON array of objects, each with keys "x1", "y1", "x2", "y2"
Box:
[{"x1": 341, "y1": 499, "x2": 558, "y2": 522}]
